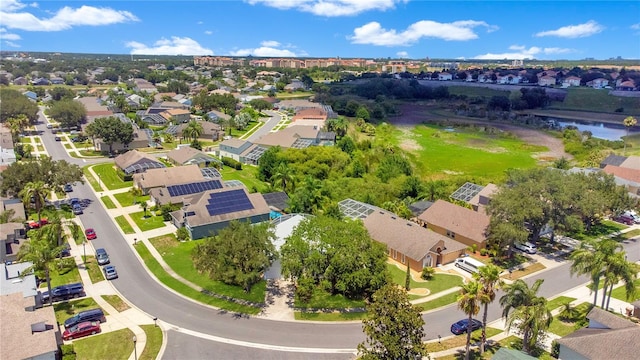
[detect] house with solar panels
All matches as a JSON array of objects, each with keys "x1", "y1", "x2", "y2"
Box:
[
  {"x1": 114, "y1": 150, "x2": 166, "y2": 177},
  {"x1": 170, "y1": 187, "x2": 271, "y2": 239},
  {"x1": 134, "y1": 164, "x2": 210, "y2": 194}
]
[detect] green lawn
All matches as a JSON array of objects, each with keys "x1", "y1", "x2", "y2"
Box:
[
  {"x1": 294, "y1": 311, "x2": 367, "y2": 321},
  {"x1": 552, "y1": 87, "x2": 640, "y2": 114},
  {"x1": 416, "y1": 292, "x2": 459, "y2": 312},
  {"x1": 40, "y1": 258, "x2": 81, "y2": 288},
  {"x1": 546, "y1": 296, "x2": 577, "y2": 312},
  {"x1": 148, "y1": 234, "x2": 266, "y2": 304},
  {"x1": 53, "y1": 298, "x2": 105, "y2": 326},
  {"x1": 83, "y1": 255, "x2": 104, "y2": 284},
  {"x1": 91, "y1": 163, "x2": 132, "y2": 190},
  {"x1": 447, "y1": 86, "x2": 514, "y2": 99},
  {"x1": 403, "y1": 124, "x2": 543, "y2": 181},
  {"x1": 64, "y1": 143, "x2": 72, "y2": 149},
  {"x1": 388, "y1": 263, "x2": 463, "y2": 296},
  {"x1": 568, "y1": 220, "x2": 627, "y2": 241},
  {"x1": 114, "y1": 215, "x2": 136, "y2": 234},
  {"x1": 139, "y1": 325, "x2": 163, "y2": 360},
  {"x1": 130, "y1": 211, "x2": 166, "y2": 232},
  {"x1": 294, "y1": 289, "x2": 366, "y2": 309},
  {"x1": 219, "y1": 165, "x2": 269, "y2": 192},
  {"x1": 82, "y1": 165, "x2": 103, "y2": 191},
  {"x1": 100, "y1": 195, "x2": 117, "y2": 209},
  {"x1": 113, "y1": 192, "x2": 150, "y2": 207},
  {"x1": 134, "y1": 242, "x2": 261, "y2": 314},
  {"x1": 73, "y1": 328, "x2": 134, "y2": 360},
  {"x1": 548, "y1": 302, "x2": 592, "y2": 337},
  {"x1": 101, "y1": 295, "x2": 131, "y2": 312},
  {"x1": 611, "y1": 278, "x2": 640, "y2": 302}
]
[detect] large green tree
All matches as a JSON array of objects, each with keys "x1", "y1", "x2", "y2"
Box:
[
  {"x1": 357, "y1": 285, "x2": 427, "y2": 360},
  {"x1": 280, "y1": 216, "x2": 388, "y2": 299},
  {"x1": 85, "y1": 116, "x2": 134, "y2": 154},
  {"x1": 0, "y1": 88, "x2": 39, "y2": 123},
  {"x1": 181, "y1": 120, "x2": 204, "y2": 142},
  {"x1": 18, "y1": 229, "x2": 65, "y2": 306},
  {"x1": 457, "y1": 280, "x2": 482, "y2": 360},
  {"x1": 192, "y1": 221, "x2": 276, "y2": 292},
  {"x1": 19, "y1": 181, "x2": 51, "y2": 223},
  {"x1": 48, "y1": 99, "x2": 87, "y2": 129},
  {"x1": 500, "y1": 279, "x2": 552, "y2": 355},
  {"x1": 0, "y1": 156, "x2": 84, "y2": 197}
]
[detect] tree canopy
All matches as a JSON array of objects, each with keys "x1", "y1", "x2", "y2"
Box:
[
  {"x1": 86, "y1": 116, "x2": 134, "y2": 154},
  {"x1": 48, "y1": 99, "x2": 87, "y2": 128},
  {"x1": 0, "y1": 156, "x2": 84, "y2": 197},
  {"x1": 0, "y1": 88, "x2": 39, "y2": 124}
]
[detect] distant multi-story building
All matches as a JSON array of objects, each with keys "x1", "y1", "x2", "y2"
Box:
[
  {"x1": 193, "y1": 56, "x2": 245, "y2": 67},
  {"x1": 382, "y1": 60, "x2": 406, "y2": 73}
]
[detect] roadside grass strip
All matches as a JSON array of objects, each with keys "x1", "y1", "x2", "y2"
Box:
[
  {"x1": 294, "y1": 311, "x2": 368, "y2": 321},
  {"x1": 139, "y1": 325, "x2": 163, "y2": 360},
  {"x1": 425, "y1": 327, "x2": 502, "y2": 353},
  {"x1": 82, "y1": 165, "x2": 103, "y2": 192},
  {"x1": 416, "y1": 292, "x2": 459, "y2": 312},
  {"x1": 134, "y1": 242, "x2": 261, "y2": 315},
  {"x1": 114, "y1": 215, "x2": 136, "y2": 234},
  {"x1": 501, "y1": 262, "x2": 546, "y2": 280},
  {"x1": 73, "y1": 328, "x2": 134, "y2": 360},
  {"x1": 101, "y1": 295, "x2": 131, "y2": 312},
  {"x1": 612, "y1": 277, "x2": 640, "y2": 302},
  {"x1": 100, "y1": 195, "x2": 117, "y2": 209},
  {"x1": 83, "y1": 255, "x2": 104, "y2": 283}
]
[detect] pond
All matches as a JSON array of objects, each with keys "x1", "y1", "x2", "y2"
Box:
[{"x1": 555, "y1": 119, "x2": 640, "y2": 141}]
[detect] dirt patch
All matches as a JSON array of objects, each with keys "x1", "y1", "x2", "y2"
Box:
[
  {"x1": 397, "y1": 126, "x2": 422, "y2": 152},
  {"x1": 408, "y1": 288, "x2": 429, "y2": 296},
  {"x1": 389, "y1": 103, "x2": 572, "y2": 160}
]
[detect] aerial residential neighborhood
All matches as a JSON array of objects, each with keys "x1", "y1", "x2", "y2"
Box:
[{"x1": 1, "y1": 1, "x2": 640, "y2": 360}]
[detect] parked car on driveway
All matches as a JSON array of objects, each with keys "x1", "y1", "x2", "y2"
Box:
[
  {"x1": 64, "y1": 308, "x2": 106, "y2": 329},
  {"x1": 514, "y1": 241, "x2": 537, "y2": 254},
  {"x1": 614, "y1": 214, "x2": 635, "y2": 226},
  {"x1": 103, "y1": 265, "x2": 118, "y2": 280},
  {"x1": 64, "y1": 183, "x2": 73, "y2": 192},
  {"x1": 451, "y1": 318, "x2": 483, "y2": 335},
  {"x1": 62, "y1": 321, "x2": 101, "y2": 340},
  {"x1": 27, "y1": 218, "x2": 48, "y2": 229},
  {"x1": 41, "y1": 282, "x2": 85, "y2": 302}
]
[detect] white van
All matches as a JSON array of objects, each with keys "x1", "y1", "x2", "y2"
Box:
[{"x1": 454, "y1": 257, "x2": 485, "y2": 274}]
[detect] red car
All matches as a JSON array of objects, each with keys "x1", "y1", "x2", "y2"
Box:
[
  {"x1": 85, "y1": 228, "x2": 97, "y2": 240},
  {"x1": 27, "y1": 218, "x2": 48, "y2": 229},
  {"x1": 62, "y1": 321, "x2": 101, "y2": 340}
]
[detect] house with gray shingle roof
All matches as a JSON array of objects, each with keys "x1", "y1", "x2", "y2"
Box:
[
  {"x1": 166, "y1": 146, "x2": 219, "y2": 167},
  {"x1": 557, "y1": 307, "x2": 640, "y2": 360},
  {"x1": 417, "y1": 200, "x2": 490, "y2": 249}
]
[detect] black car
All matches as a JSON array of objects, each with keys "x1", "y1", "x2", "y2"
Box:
[
  {"x1": 54, "y1": 136, "x2": 61, "y2": 141},
  {"x1": 72, "y1": 203, "x2": 83, "y2": 215},
  {"x1": 451, "y1": 318, "x2": 483, "y2": 335},
  {"x1": 64, "y1": 308, "x2": 106, "y2": 328},
  {"x1": 41, "y1": 282, "x2": 85, "y2": 302},
  {"x1": 64, "y1": 183, "x2": 73, "y2": 192}
]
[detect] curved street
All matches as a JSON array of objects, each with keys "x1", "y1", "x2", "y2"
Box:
[{"x1": 35, "y1": 108, "x2": 640, "y2": 357}]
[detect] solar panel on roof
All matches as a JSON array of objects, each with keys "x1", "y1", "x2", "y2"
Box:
[
  {"x1": 166, "y1": 180, "x2": 223, "y2": 197},
  {"x1": 206, "y1": 189, "x2": 254, "y2": 216}
]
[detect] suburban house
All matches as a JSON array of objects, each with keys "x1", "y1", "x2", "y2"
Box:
[
  {"x1": 218, "y1": 138, "x2": 255, "y2": 162},
  {"x1": 134, "y1": 164, "x2": 205, "y2": 194},
  {"x1": 1, "y1": 262, "x2": 60, "y2": 360},
  {"x1": 417, "y1": 200, "x2": 490, "y2": 249},
  {"x1": 166, "y1": 146, "x2": 218, "y2": 168},
  {"x1": 175, "y1": 120, "x2": 224, "y2": 142},
  {"x1": 131, "y1": 78, "x2": 157, "y2": 93},
  {"x1": 292, "y1": 108, "x2": 328, "y2": 128},
  {"x1": 76, "y1": 96, "x2": 113, "y2": 121},
  {"x1": 556, "y1": 307, "x2": 640, "y2": 360},
  {"x1": 438, "y1": 72, "x2": 453, "y2": 81},
  {"x1": 616, "y1": 80, "x2": 636, "y2": 91},
  {"x1": 562, "y1": 76, "x2": 581, "y2": 87},
  {"x1": 170, "y1": 187, "x2": 270, "y2": 239},
  {"x1": 159, "y1": 108, "x2": 191, "y2": 124},
  {"x1": 469, "y1": 183, "x2": 498, "y2": 213},
  {"x1": 253, "y1": 125, "x2": 335, "y2": 149},
  {"x1": 149, "y1": 176, "x2": 226, "y2": 207},
  {"x1": 207, "y1": 110, "x2": 231, "y2": 124},
  {"x1": 586, "y1": 78, "x2": 609, "y2": 89},
  {"x1": 114, "y1": 149, "x2": 165, "y2": 176},
  {"x1": 538, "y1": 76, "x2": 556, "y2": 87},
  {"x1": 497, "y1": 74, "x2": 521, "y2": 85},
  {"x1": 94, "y1": 126, "x2": 152, "y2": 153},
  {"x1": 363, "y1": 210, "x2": 466, "y2": 270},
  {"x1": 599, "y1": 155, "x2": 640, "y2": 197},
  {"x1": 0, "y1": 222, "x2": 26, "y2": 263}
]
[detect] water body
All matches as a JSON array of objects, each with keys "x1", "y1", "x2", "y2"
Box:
[{"x1": 555, "y1": 119, "x2": 640, "y2": 141}]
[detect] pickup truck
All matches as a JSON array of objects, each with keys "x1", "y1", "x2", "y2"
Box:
[{"x1": 41, "y1": 282, "x2": 85, "y2": 302}]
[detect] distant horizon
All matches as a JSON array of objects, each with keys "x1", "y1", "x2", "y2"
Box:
[{"x1": 1, "y1": 1, "x2": 638, "y2": 60}]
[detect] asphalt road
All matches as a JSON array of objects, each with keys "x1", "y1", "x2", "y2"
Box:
[
  {"x1": 245, "y1": 110, "x2": 282, "y2": 142},
  {"x1": 35, "y1": 108, "x2": 640, "y2": 354}
]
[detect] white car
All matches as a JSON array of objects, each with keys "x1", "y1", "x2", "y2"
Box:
[{"x1": 514, "y1": 242, "x2": 537, "y2": 254}]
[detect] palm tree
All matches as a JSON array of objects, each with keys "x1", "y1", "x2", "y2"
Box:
[
  {"x1": 140, "y1": 200, "x2": 149, "y2": 218},
  {"x1": 570, "y1": 238, "x2": 621, "y2": 307},
  {"x1": 129, "y1": 186, "x2": 143, "y2": 205},
  {"x1": 500, "y1": 279, "x2": 551, "y2": 354},
  {"x1": 623, "y1": 116, "x2": 637, "y2": 155},
  {"x1": 601, "y1": 251, "x2": 637, "y2": 309},
  {"x1": 473, "y1": 264, "x2": 503, "y2": 354},
  {"x1": 19, "y1": 181, "x2": 50, "y2": 223},
  {"x1": 457, "y1": 280, "x2": 482, "y2": 360},
  {"x1": 182, "y1": 120, "x2": 203, "y2": 142},
  {"x1": 18, "y1": 229, "x2": 64, "y2": 306},
  {"x1": 271, "y1": 163, "x2": 295, "y2": 192},
  {"x1": 326, "y1": 117, "x2": 348, "y2": 138}
]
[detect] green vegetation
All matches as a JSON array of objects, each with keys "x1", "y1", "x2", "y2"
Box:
[
  {"x1": 425, "y1": 327, "x2": 502, "y2": 353},
  {"x1": 139, "y1": 325, "x2": 163, "y2": 360},
  {"x1": 101, "y1": 295, "x2": 131, "y2": 312},
  {"x1": 54, "y1": 298, "x2": 105, "y2": 326},
  {"x1": 551, "y1": 87, "x2": 640, "y2": 114},
  {"x1": 100, "y1": 196, "x2": 117, "y2": 209},
  {"x1": 83, "y1": 255, "x2": 104, "y2": 284},
  {"x1": 41, "y1": 258, "x2": 81, "y2": 288},
  {"x1": 149, "y1": 234, "x2": 266, "y2": 304},
  {"x1": 91, "y1": 163, "x2": 132, "y2": 190},
  {"x1": 447, "y1": 86, "x2": 513, "y2": 99},
  {"x1": 135, "y1": 242, "x2": 261, "y2": 314},
  {"x1": 568, "y1": 220, "x2": 627, "y2": 241},
  {"x1": 294, "y1": 311, "x2": 368, "y2": 321},
  {"x1": 294, "y1": 290, "x2": 366, "y2": 309},
  {"x1": 548, "y1": 302, "x2": 591, "y2": 336},
  {"x1": 113, "y1": 192, "x2": 150, "y2": 207},
  {"x1": 416, "y1": 292, "x2": 460, "y2": 312},
  {"x1": 388, "y1": 264, "x2": 463, "y2": 296},
  {"x1": 114, "y1": 215, "x2": 136, "y2": 234},
  {"x1": 546, "y1": 296, "x2": 577, "y2": 312},
  {"x1": 220, "y1": 165, "x2": 268, "y2": 192},
  {"x1": 611, "y1": 278, "x2": 640, "y2": 302},
  {"x1": 64, "y1": 143, "x2": 72, "y2": 149},
  {"x1": 73, "y1": 328, "x2": 134, "y2": 360},
  {"x1": 276, "y1": 91, "x2": 313, "y2": 99},
  {"x1": 82, "y1": 165, "x2": 102, "y2": 191},
  {"x1": 502, "y1": 262, "x2": 546, "y2": 280},
  {"x1": 130, "y1": 211, "x2": 166, "y2": 232}
]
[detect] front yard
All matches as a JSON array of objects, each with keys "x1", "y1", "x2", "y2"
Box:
[{"x1": 130, "y1": 211, "x2": 167, "y2": 232}]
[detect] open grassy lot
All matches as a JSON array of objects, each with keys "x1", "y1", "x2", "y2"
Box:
[
  {"x1": 425, "y1": 327, "x2": 502, "y2": 353},
  {"x1": 83, "y1": 255, "x2": 104, "y2": 284},
  {"x1": 114, "y1": 192, "x2": 150, "y2": 207},
  {"x1": 73, "y1": 328, "x2": 134, "y2": 360},
  {"x1": 53, "y1": 298, "x2": 105, "y2": 326},
  {"x1": 134, "y1": 242, "x2": 261, "y2": 314},
  {"x1": 114, "y1": 215, "x2": 136, "y2": 234},
  {"x1": 402, "y1": 124, "x2": 543, "y2": 181},
  {"x1": 219, "y1": 165, "x2": 269, "y2": 192},
  {"x1": 101, "y1": 295, "x2": 131, "y2": 312},
  {"x1": 100, "y1": 195, "x2": 117, "y2": 209},
  {"x1": 551, "y1": 87, "x2": 640, "y2": 114},
  {"x1": 388, "y1": 263, "x2": 463, "y2": 296},
  {"x1": 139, "y1": 325, "x2": 163, "y2": 360},
  {"x1": 91, "y1": 163, "x2": 132, "y2": 190},
  {"x1": 148, "y1": 234, "x2": 266, "y2": 304},
  {"x1": 130, "y1": 211, "x2": 166, "y2": 232},
  {"x1": 548, "y1": 302, "x2": 592, "y2": 337},
  {"x1": 40, "y1": 258, "x2": 81, "y2": 288}
]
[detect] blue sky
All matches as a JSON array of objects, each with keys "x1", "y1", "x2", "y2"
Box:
[{"x1": 1, "y1": 0, "x2": 639, "y2": 60}]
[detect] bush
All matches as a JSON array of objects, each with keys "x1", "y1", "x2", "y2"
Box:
[
  {"x1": 221, "y1": 156, "x2": 242, "y2": 170},
  {"x1": 296, "y1": 276, "x2": 315, "y2": 303},
  {"x1": 421, "y1": 266, "x2": 435, "y2": 280},
  {"x1": 551, "y1": 340, "x2": 560, "y2": 358},
  {"x1": 468, "y1": 244, "x2": 478, "y2": 254},
  {"x1": 480, "y1": 248, "x2": 488, "y2": 256},
  {"x1": 176, "y1": 227, "x2": 190, "y2": 242},
  {"x1": 61, "y1": 344, "x2": 76, "y2": 360}
]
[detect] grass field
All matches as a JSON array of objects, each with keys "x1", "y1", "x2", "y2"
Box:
[
  {"x1": 83, "y1": 255, "x2": 104, "y2": 284},
  {"x1": 546, "y1": 296, "x2": 576, "y2": 312},
  {"x1": 611, "y1": 278, "x2": 640, "y2": 302},
  {"x1": 388, "y1": 263, "x2": 463, "y2": 296},
  {"x1": 551, "y1": 87, "x2": 640, "y2": 114},
  {"x1": 100, "y1": 196, "x2": 117, "y2": 209},
  {"x1": 114, "y1": 215, "x2": 136, "y2": 234},
  {"x1": 416, "y1": 292, "x2": 459, "y2": 312},
  {"x1": 219, "y1": 165, "x2": 269, "y2": 192},
  {"x1": 447, "y1": 86, "x2": 514, "y2": 99},
  {"x1": 42, "y1": 258, "x2": 81, "y2": 288},
  {"x1": 139, "y1": 325, "x2": 163, "y2": 360},
  {"x1": 548, "y1": 302, "x2": 591, "y2": 337},
  {"x1": 73, "y1": 328, "x2": 135, "y2": 360},
  {"x1": 91, "y1": 163, "x2": 132, "y2": 190},
  {"x1": 134, "y1": 242, "x2": 261, "y2": 314},
  {"x1": 53, "y1": 298, "x2": 105, "y2": 326},
  {"x1": 113, "y1": 192, "x2": 150, "y2": 207},
  {"x1": 130, "y1": 211, "x2": 166, "y2": 232},
  {"x1": 401, "y1": 124, "x2": 544, "y2": 181},
  {"x1": 101, "y1": 295, "x2": 131, "y2": 312},
  {"x1": 148, "y1": 234, "x2": 266, "y2": 303}
]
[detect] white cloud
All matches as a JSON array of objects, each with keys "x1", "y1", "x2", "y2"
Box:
[
  {"x1": 197, "y1": 21, "x2": 203, "y2": 25},
  {"x1": 474, "y1": 45, "x2": 575, "y2": 60},
  {"x1": 396, "y1": 51, "x2": 409, "y2": 58},
  {"x1": 230, "y1": 46, "x2": 298, "y2": 57},
  {"x1": 126, "y1": 37, "x2": 213, "y2": 56},
  {"x1": 246, "y1": 0, "x2": 407, "y2": 17},
  {"x1": 261, "y1": 40, "x2": 281, "y2": 47},
  {"x1": 204, "y1": 30, "x2": 213, "y2": 35},
  {"x1": 0, "y1": 28, "x2": 21, "y2": 40},
  {"x1": 631, "y1": 23, "x2": 640, "y2": 30},
  {"x1": 535, "y1": 20, "x2": 604, "y2": 38},
  {"x1": 4, "y1": 40, "x2": 20, "y2": 48},
  {"x1": 1, "y1": 0, "x2": 138, "y2": 31},
  {"x1": 349, "y1": 20, "x2": 497, "y2": 45}
]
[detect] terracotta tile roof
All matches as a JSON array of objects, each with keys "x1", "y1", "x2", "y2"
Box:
[
  {"x1": 417, "y1": 200, "x2": 489, "y2": 244},
  {"x1": 620, "y1": 156, "x2": 640, "y2": 170},
  {"x1": 603, "y1": 165, "x2": 640, "y2": 184}
]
